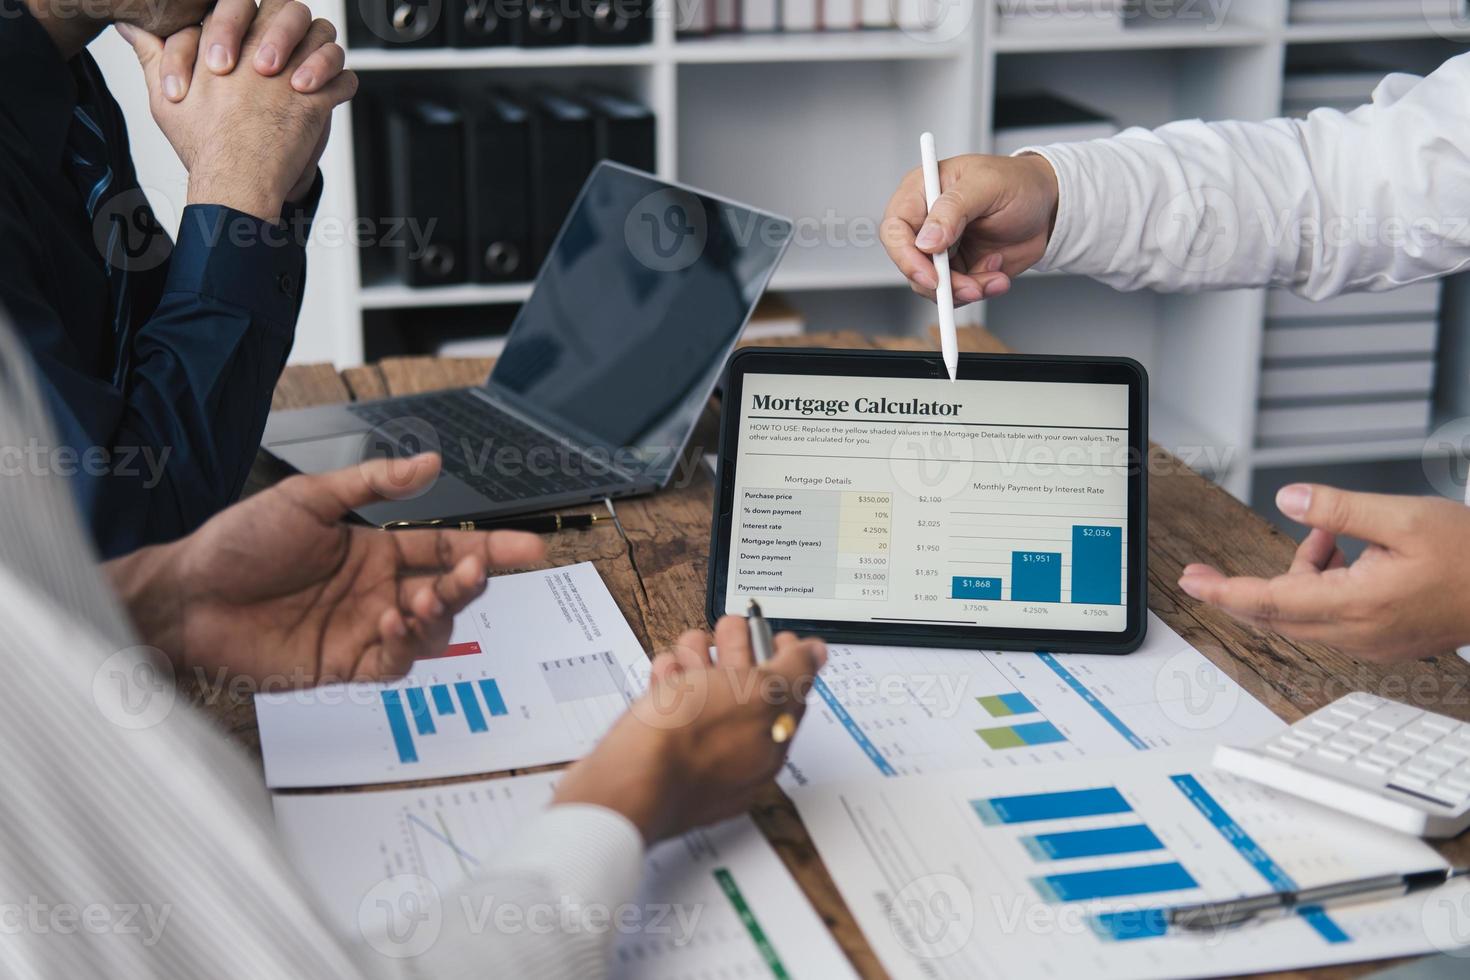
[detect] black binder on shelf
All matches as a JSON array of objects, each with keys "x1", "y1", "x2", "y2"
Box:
[
  {"x1": 520, "y1": 0, "x2": 580, "y2": 45},
  {"x1": 349, "y1": 0, "x2": 448, "y2": 47},
  {"x1": 468, "y1": 90, "x2": 533, "y2": 283},
  {"x1": 350, "y1": 93, "x2": 394, "y2": 285},
  {"x1": 447, "y1": 0, "x2": 518, "y2": 45},
  {"x1": 386, "y1": 99, "x2": 468, "y2": 286},
  {"x1": 579, "y1": 0, "x2": 653, "y2": 44},
  {"x1": 578, "y1": 88, "x2": 656, "y2": 173},
  {"x1": 527, "y1": 90, "x2": 596, "y2": 265}
]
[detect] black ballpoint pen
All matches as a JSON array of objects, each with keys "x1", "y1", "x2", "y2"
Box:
[{"x1": 381, "y1": 513, "x2": 606, "y2": 533}]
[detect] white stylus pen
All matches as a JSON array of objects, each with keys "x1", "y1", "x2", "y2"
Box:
[{"x1": 919, "y1": 132, "x2": 959, "y2": 382}]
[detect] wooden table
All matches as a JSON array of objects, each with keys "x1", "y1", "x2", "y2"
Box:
[{"x1": 224, "y1": 328, "x2": 1470, "y2": 980}]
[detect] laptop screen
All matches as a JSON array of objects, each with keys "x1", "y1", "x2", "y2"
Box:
[{"x1": 489, "y1": 164, "x2": 792, "y2": 478}]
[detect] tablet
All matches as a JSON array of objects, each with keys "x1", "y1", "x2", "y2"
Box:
[{"x1": 706, "y1": 348, "x2": 1148, "y2": 654}]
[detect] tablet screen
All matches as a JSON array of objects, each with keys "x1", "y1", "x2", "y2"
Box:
[{"x1": 721, "y1": 370, "x2": 1132, "y2": 633}]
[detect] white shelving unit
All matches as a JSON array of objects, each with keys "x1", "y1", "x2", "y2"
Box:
[{"x1": 290, "y1": 0, "x2": 1470, "y2": 504}]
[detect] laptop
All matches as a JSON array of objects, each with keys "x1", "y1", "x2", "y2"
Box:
[{"x1": 262, "y1": 163, "x2": 793, "y2": 527}]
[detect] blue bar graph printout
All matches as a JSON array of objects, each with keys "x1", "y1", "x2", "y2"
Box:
[
  {"x1": 454, "y1": 681, "x2": 487, "y2": 733},
  {"x1": 1032, "y1": 861, "x2": 1197, "y2": 903},
  {"x1": 381, "y1": 690, "x2": 418, "y2": 764},
  {"x1": 1021, "y1": 824, "x2": 1164, "y2": 861},
  {"x1": 972, "y1": 786, "x2": 1132, "y2": 825}
]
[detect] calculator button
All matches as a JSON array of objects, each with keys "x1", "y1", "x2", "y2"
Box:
[
  {"x1": 1441, "y1": 741, "x2": 1470, "y2": 759},
  {"x1": 1393, "y1": 772, "x2": 1432, "y2": 790},
  {"x1": 1343, "y1": 724, "x2": 1383, "y2": 744},
  {"x1": 1329, "y1": 702, "x2": 1373, "y2": 722},
  {"x1": 1404, "y1": 762, "x2": 1446, "y2": 781},
  {"x1": 1267, "y1": 742, "x2": 1301, "y2": 760},
  {"x1": 1314, "y1": 745, "x2": 1351, "y2": 762},
  {"x1": 1326, "y1": 738, "x2": 1362, "y2": 757},
  {"x1": 1387, "y1": 736, "x2": 1424, "y2": 753},
  {"x1": 1292, "y1": 727, "x2": 1325, "y2": 744},
  {"x1": 1442, "y1": 774, "x2": 1470, "y2": 794},
  {"x1": 1365, "y1": 749, "x2": 1402, "y2": 768},
  {"x1": 1308, "y1": 714, "x2": 1346, "y2": 733},
  {"x1": 1418, "y1": 715, "x2": 1457, "y2": 735},
  {"x1": 1433, "y1": 783, "x2": 1470, "y2": 805},
  {"x1": 1361, "y1": 703, "x2": 1421, "y2": 732},
  {"x1": 1354, "y1": 757, "x2": 1390, "y2": 775},
  {"x1": 1343, "y1": 692, "x2": 1386, "y2": 710},
  {"x1": 1402, "y1": 724, "x2": 1442, "y2": 744},
  {"x1": 1425, "y1": 751, "x2": 1460, "y2": 769}
]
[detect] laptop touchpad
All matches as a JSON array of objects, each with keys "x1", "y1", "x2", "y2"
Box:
[{"x1": 268, "y1": 432, "x2": 382, "y2": 475}]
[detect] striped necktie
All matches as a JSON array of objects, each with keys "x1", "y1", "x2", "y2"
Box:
[{"x1": 62, "y1": 98, "x2": 136, "y2": 384}]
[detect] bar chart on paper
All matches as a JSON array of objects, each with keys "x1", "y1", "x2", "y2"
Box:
[
  {"x1": 273, "y1": 773, "x2": 859, "y2": 980},
  {"x1": 255, "y1": 564, "x2": 652, "y2": 787},
  {"x1": 789, "y1": 749, "x2": 1453, "y2": 980},
  {"x1": 778, "y1": 612, "x2": 1284, "y2": 788},
  {"x1": 376, "y1": 653, "x2": 634, "y2": 766}
]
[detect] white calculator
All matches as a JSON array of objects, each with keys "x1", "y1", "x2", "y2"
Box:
[{"x1": 1214, "y1": 692, "x2": 1470, "y2": 838}]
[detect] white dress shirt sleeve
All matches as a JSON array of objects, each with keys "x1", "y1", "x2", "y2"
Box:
[
  {"x1": 0, "y1": 305, "x2": 648, "y2": 980},
  {"x1": 400, "y1": 804, "x2": 646, "y2": 980},
  {"x1": 1023, "y1": 52, "x2": 1470, "y2": 298}
]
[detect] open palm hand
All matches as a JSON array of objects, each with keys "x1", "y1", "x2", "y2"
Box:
[{"x1": 113, "y1": 454, "x2": 544, "y2": 686}]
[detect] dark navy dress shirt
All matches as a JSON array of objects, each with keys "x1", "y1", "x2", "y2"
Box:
[{"x1": 0, "y1": 7, "x2": 321, "y2": 557}]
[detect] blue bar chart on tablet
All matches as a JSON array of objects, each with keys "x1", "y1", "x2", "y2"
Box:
[{"x1": 722, "y1": 371, "x2": 1138, "y2": 633}]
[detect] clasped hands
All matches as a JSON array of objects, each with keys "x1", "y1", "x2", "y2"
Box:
[{"x1": 115, "y1": 0, "x2": 358, "y2": 221}]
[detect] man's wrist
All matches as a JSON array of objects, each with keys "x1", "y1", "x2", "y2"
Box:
[
  {"x1": 553, "y1": 722, "x2": 679, "y2": 844},
  {"x1": 105, "y1": 543, "x2": 188, "y2": 664},
  {"x1": 187, "y1": 175, "x2": 285, "y2": 225},
  {"x1": 1019, "y1": 151, "x2": 1060, "y2": 239}
]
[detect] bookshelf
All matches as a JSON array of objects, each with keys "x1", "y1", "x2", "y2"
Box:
[{"x1": 112, "y1": 0, "x2": 1470, "y2": 506}]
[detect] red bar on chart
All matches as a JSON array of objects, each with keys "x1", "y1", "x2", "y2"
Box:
[{"x1": 422, "y1": 641, "x2": 483, "y2": 660}]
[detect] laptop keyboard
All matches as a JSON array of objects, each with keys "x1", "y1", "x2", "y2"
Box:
[{"x1": 348, "y1": 391, "x2": 617, "y2": 502}]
